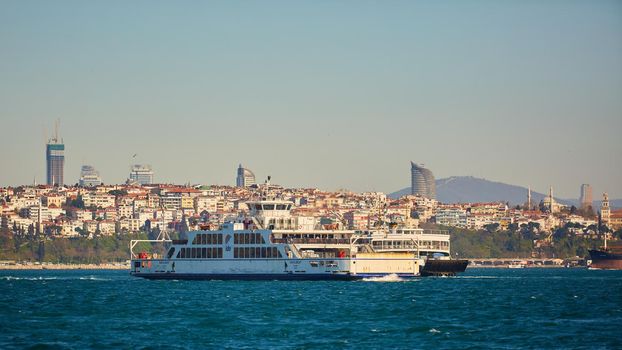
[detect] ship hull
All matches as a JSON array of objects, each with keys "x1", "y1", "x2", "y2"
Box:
[
  {"x1": 130, "y1": 272, "x2": 419, "y2": 281},
  {"x1": 589, "y1": 250, "x2": 622, "y2": 270},
  {"x1": 421, "y1": 259, "x2": 469, "y2": 276}
]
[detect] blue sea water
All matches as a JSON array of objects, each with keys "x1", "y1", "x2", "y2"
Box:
[{"x1": 1, "y1": 268, "x2": 621, "y2": 349}]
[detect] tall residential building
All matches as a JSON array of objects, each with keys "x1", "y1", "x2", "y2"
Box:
[
  {"x1": 236, "y1": 164, "x2": 256, "y2": 187},
  {"x1": 79, "y1": 165, "x2": 103, "y2": 187},
  {"x1": 46, "y1": 121, "x2": 64, "y2": 186},
  {"x1": 410, "y1": 162, "x2": 436, "y2": 199},
  {"x1": 580, "y1": 184, "x2": 593, "y2": 210},
  {"x1": 129, "y1": 164, "x2": 154, "y2": 185}
]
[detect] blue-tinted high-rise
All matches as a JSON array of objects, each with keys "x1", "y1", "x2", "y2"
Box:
[
  {"x1": 46, "y1": 121, "x2": 65, "y2": 186},
  {"x1": 410, "y1": 162, "x2": 435, "y2": 199}
]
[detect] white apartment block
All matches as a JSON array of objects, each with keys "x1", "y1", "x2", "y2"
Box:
[{"x1": 82, "y1": 193, "x2": 115, "y2": 208}]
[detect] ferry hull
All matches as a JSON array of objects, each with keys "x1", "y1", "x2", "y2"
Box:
[{"x1": 130, "y1": 272, "x2": 419, "y2": 281}]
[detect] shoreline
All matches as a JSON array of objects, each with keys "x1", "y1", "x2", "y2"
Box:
[
  {"x1": 0, "y1": 263, "x2": 581, "y2": 271},
  {"x1": 0, "y1": 263, "x2": 129, "y2": 270}
]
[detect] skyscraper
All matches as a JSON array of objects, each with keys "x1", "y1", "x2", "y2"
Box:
[
  {"x1": 129, "y1": 164, "x2": 154, "y2": 185},
  {"x1": 236, "y1": 164, "x2": 256, "y2": 187},
  {"x1": 410, "y1": 162, "x2": 435, "y2": 199},
  {"x1": 79, "y1": 165, "x2": 103, "y2": 187},
  {"x1": 580, "y1": 184, "x2": 593, "y2": 210},
  {"x1": 46, "y1": 120, "x2": 64, "y2": 186}
]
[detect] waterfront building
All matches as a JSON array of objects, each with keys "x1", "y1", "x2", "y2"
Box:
[
  {"x1": 79, "y1": 165, "x2": 103, "y2": 187},
  {"x1": 236, "y1": 164, "x2": 256, "y2": 187},
  {"x1": 580, "y1": 184, "x2": 593, "y2": 210},
  {"x1": 129, "y1": 164, "x2": 154, "y2": 185},
  {"x1": 46, "y1": 121, "x2": 65, "y2": 186},
  {"x1": 410, "y1": 162, "x2": 435, "y2": 199}
]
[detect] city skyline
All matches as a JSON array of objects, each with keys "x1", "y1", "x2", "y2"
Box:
[{"x1": 1, "y1": 1, "x2": 621, "y2": 198}]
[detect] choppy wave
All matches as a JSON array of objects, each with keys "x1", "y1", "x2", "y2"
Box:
[
  {"x1": 1, "y1": 276, "x2": 111, "y2": 281},
  {"x1": 361, "y1": 273, "x2": 405, "y2": 282},
  {"x1": 0, "y1": 276, "x2": 58, "y2": 281}
]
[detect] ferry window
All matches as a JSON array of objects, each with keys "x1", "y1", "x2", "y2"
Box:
[
  {"x1": 205, "y1": 234, "x2": 210, "y2": 245},
  {"x1": 202, "y1": 248, "x2": 207, "y2": 258},
  {"x1": 287, "y1": 205, "x2": 291, "y2": 210},
  {"x1": 261, "y1": 247, "x2": 266, "y2": 258},
  {"x1": 264, "y1": 204, "x2": 274, "y2": 210},
  {"x1": 276, "y1": 204, "x2": 285, "y2": 210},
  {"x1": 250, "y1": 233, "x2": 256, "y2": 244},
  {"x1": 218, "y1": 234, "x2": 223, "y2": 244},
  {"x1": 207, "y1": 248, "x2": 212, "y2": 258},
  {"x1": 217, "y1": 248, "x2": 222, "y2": 259},
  {"x1": 234, "y1": 248, "x2": 238, "y2": 258},
  {"x1": 267, "y1": 248, "x2": 273, "y2": 258},
  {"x1": 180, "y1": 248, "x2": 185, "y2": 259},
  {"x1": 243, "y1": 233, "x2": 249, "y2": 245},
  {"x1": 244, "y1": 247, "x2": 249, "y2": 259},
  {"x1": 256, "y1": 247, "x2": 261, "y2": 258},
  {"x1": 167, "y1": 248, "x2": 175, "y2": 258},
  {"x1": 260, "y1": 235, "x2": 265, "y2": 244},
  {"x1": 192, "y1": 236, "x2": 198, "y2": 244}
]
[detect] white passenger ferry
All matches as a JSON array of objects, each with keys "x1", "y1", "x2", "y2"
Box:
[{"x1": 130, "y1": 195, "x2": 466, "y2": 280}]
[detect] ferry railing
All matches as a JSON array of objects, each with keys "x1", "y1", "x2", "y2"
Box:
[
  {"x1": 272, "y1": 238, "x2": 351, "y2": 245},
  {"x1": 129, "y1": 239, "x2": 172, "y2": 259}
]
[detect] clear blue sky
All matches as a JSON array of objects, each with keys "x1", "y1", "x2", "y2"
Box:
[{"x1": 1, "y1": 0, "x2": 621, "y2": 198}]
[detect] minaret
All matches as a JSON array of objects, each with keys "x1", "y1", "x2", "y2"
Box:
[
  {"x1": 527, "y1": 186, "x2": 532, "y2": 210},
  {"x1": 549, "y1": 187, "x2": 554, "y2": 213}
]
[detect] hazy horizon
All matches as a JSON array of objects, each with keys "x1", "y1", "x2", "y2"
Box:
[{"x1": 1, "y1": 1, "x2": 621, "y2": 198}]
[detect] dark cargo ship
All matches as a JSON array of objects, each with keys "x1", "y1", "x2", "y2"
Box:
[
  {"x1": 421, "y1": 259, "x2": 469, "y2": 276},
  {"x1": 589, "y1": 242, "x2": 622, "y2": 270}
]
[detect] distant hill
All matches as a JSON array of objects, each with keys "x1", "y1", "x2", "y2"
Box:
[{"x1": 389, "y1": 176, "x2": 621, "y2": 208}]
